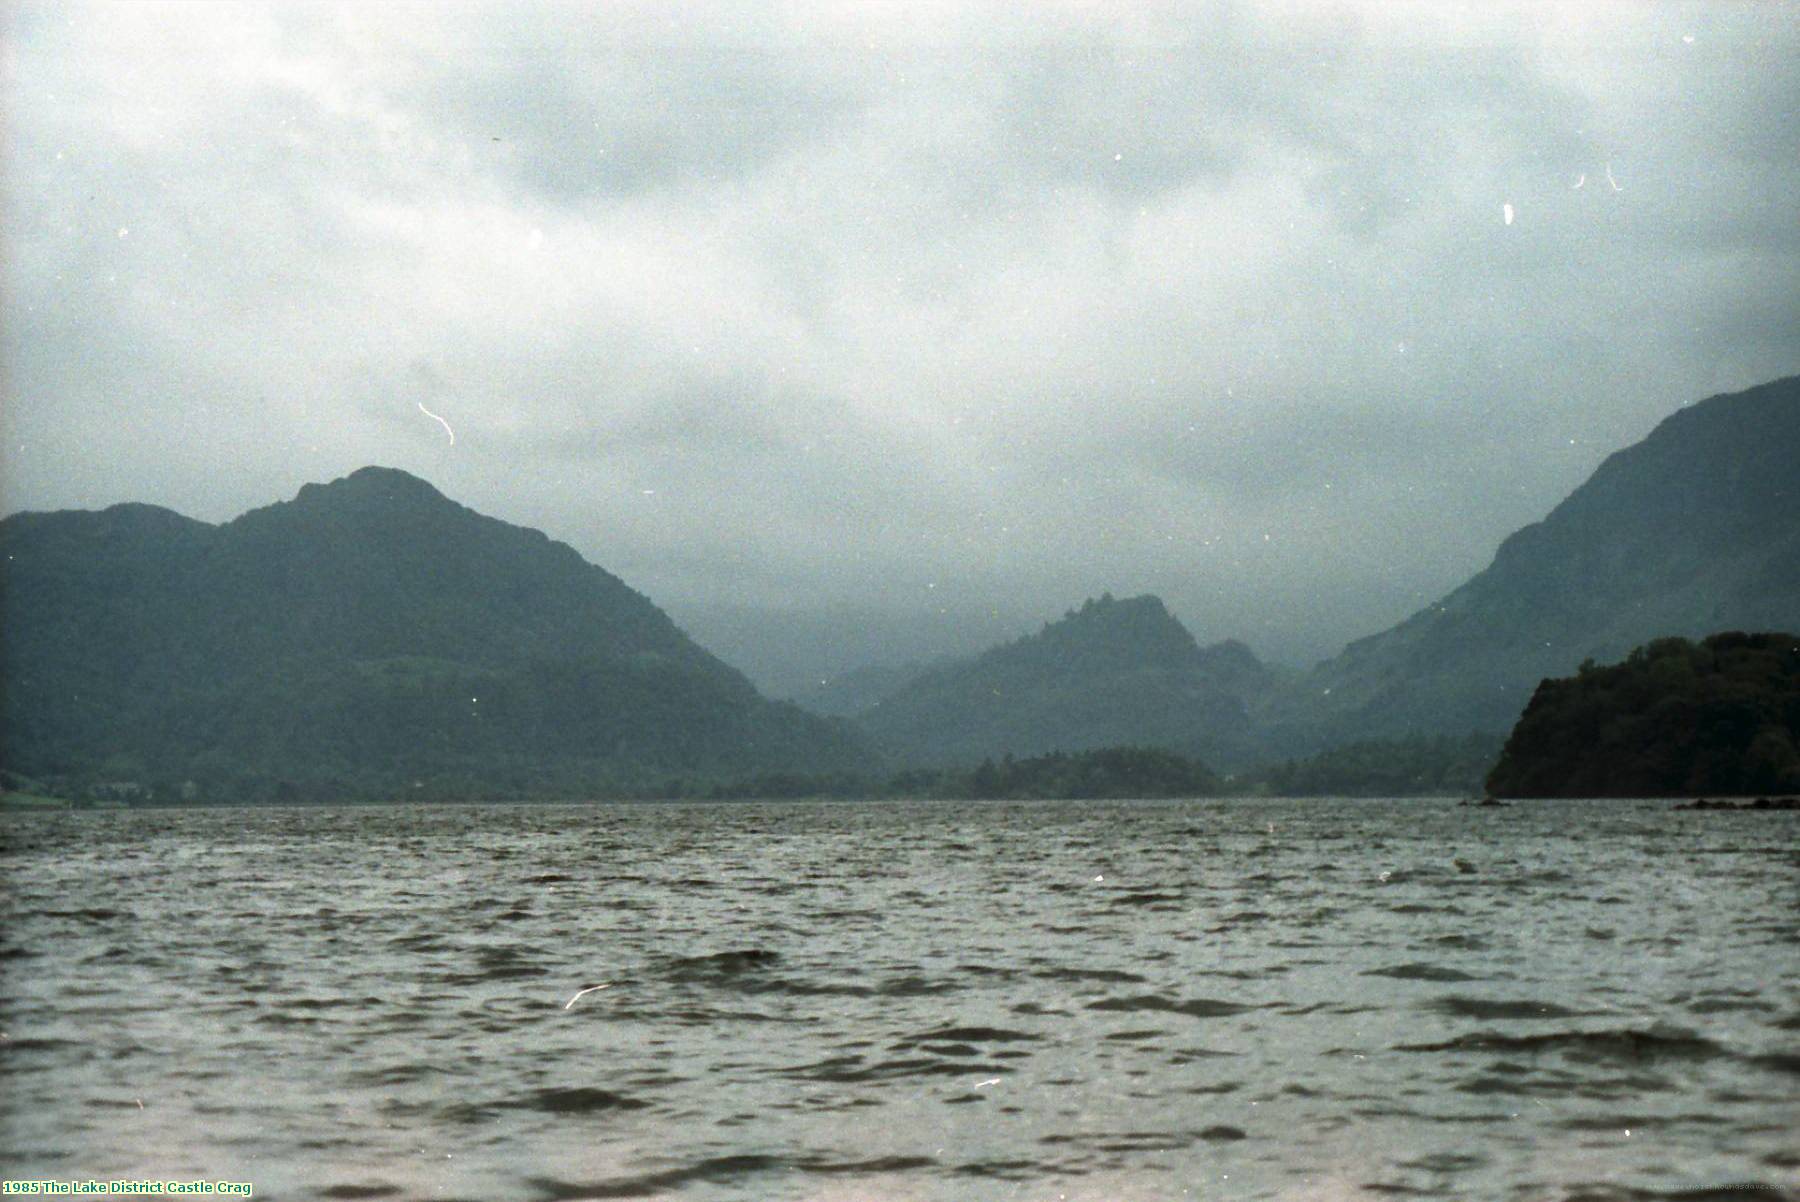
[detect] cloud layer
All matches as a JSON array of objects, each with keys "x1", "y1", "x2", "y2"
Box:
[{"x1": 6, "y1": 1, "x2": 1798, "y2": 684}]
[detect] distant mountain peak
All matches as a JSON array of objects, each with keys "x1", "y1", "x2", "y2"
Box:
[
  {"x1": 1072, "y1": 591, "x2": 1166, "y2": 615},
  {"x1": 1033, "y1": 593, "x2": 1197, "y2": 662},
  {"x1": 94, "y1": 502, "x2": 214, "y2": 532},
  {"x1": 295, "y1": 466, "x2": 449, "y2": 508},
  {"x1": 855, "y1": 593, "x2": 1271, "y2": 768},
  {"x1": 1, "y1": 468, "x2": 868, "y2": 794},
  {"x1": 1052, "y1": 592, "x2": 1192, "y2": 641},
  {"x1": 1195, "y1": 637, "x2": 1264, "y2": 673}
]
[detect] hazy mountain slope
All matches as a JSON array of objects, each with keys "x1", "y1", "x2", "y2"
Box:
[
  {"x1": 0, "y1": 467, "x2": 865, "y2": 795},
  {"x1": 791, "y1": 660, "x2": 941, "y2": 716},
  {"x1": 855, "y1": 594, "x2": 1277, "y2": 768},
  {"x1": 1283, "y1": 376, "x2": 1800, "y2": 745}
]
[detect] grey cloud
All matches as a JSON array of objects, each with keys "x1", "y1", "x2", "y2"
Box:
[
  {"x1": 427, "y1": 43, "x2": 862, "y2": 202},
  {"x1": 478, "y1": 376, "x2": 795, "y2": 461}
]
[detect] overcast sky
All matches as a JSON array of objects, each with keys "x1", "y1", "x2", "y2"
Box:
[{"x1": 5, "y1": 1, "x2": 1798, "y2": 691}]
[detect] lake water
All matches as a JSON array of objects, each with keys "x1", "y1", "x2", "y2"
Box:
[{"x1": 1, "y1": 799, "x2": 1795, "y2": 1201}]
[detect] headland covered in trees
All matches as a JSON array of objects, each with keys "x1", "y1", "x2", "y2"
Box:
[
  {"x1": 1486, "y1": 632, "x2": 1800, "y2": 798},
  {"x1": 2, "y1": 377, "x2": 1797, "y2": 804}
]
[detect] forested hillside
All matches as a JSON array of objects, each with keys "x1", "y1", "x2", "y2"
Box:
[
  {"x1": 1486, "y1": 632, "x2": 1800, "y2": 797},
  {"x1": 0, "y1": 467, "x2": 867, "y2": 800}
]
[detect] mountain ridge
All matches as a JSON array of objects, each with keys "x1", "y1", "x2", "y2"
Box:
[
  {"x1": 854, "y1": 592, "x2": 1278, "y2": 769},
  {"x1": 814, "y1": 376, "x2": 1800, "y2": 770},
  {"x1": 0, "y1": 467, "x2": 867, "y2": 798},
  {"x1": 1278, "y1": 375, "x2": 1800, "y2": 746},
  {"x1": 4, "y1": 374, "x2": 1795, "y2": 793}
]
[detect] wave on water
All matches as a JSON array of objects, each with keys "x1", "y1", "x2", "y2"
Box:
[
  {"x1": 1085, "y1": 994, "x2": 1258, "y2": 1017},
  {"x1": 3, "y1": 797, "x2": 1795, "y2": 1201},
  {"x1": 1394, "y1": 1024, "x2": 1728, "y2": 1062}
]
